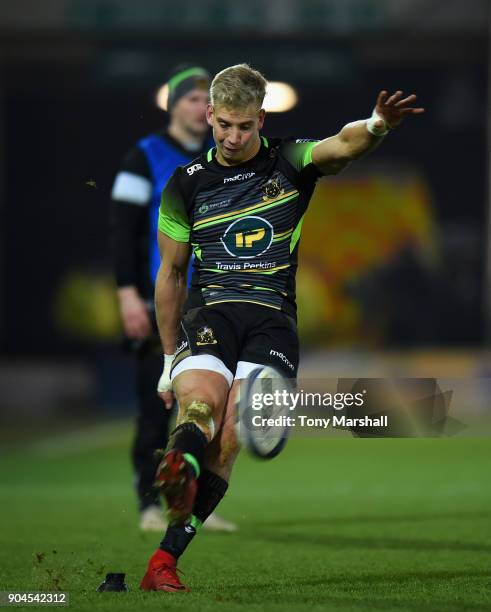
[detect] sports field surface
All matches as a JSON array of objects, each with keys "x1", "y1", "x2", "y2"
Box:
[{"x1": 1, "y1": 420, "x2": 490, "y2": 611}]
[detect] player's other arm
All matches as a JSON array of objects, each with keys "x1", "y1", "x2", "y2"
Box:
[
  {"x1": 154, "y1": 171, "x2": 192, "y2": 407},
  {"x1": 155, "y1": 231, "x2": 191, "y2": 355},
  {"x1": 312, "y1": 90, "x2": 424, "y2": 175},
  {"x1": 155, "y1": 232, "x2": 190, "y2": 409}
]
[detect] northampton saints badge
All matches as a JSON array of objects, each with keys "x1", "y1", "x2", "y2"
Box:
[
  {"x1": 261, "y1": 174, "x2": 284, "y2": 201},
  {"x1": 196, "y1": 326, "x2": 217, "y2": 346}
]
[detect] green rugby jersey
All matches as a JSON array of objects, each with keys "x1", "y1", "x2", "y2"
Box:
[{"x1": 158, "y1": 136, "x2": 321, "y2": 318}]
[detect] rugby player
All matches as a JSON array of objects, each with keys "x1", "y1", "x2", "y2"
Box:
[
  {"x1": 140, "y1": 63, "x2": 424, "y2": 591},
  {"x1": 110, "y1": 64, "x2": 236, "y2": 533}
]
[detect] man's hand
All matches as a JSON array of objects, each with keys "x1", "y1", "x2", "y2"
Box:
[
  {"x1": 118, "y1": 286, "x2": 152, "y2": 339},
  {"x1": 157, "y1": 354, "x2": 175, "y2": 409},
  {"x1": 374, "y1": 90, "x2": 425, "y2": 129}
]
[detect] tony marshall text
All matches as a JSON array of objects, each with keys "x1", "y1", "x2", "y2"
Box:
[{"x1": 251, "y1": 415, "x2": 388, "y2": 428}]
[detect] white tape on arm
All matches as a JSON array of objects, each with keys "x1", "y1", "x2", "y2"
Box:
[
  {"x1": 366, "y1": 109, "x2": 390, "y2": 137},
  {"x1": 157, "y1": 354, "x2": 175, "y2": 393}
]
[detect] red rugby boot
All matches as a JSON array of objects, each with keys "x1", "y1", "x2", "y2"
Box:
[
  {"x1": 140, "y1": 549, "x2": 189, "y2": 592},
  {"x1": 154, "y1": 450, "x2": 197, "y2": 525}
]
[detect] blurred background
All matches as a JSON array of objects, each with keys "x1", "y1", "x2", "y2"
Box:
[{"x1": 0, "y1": 0, "x2": 489, "y2": 434}]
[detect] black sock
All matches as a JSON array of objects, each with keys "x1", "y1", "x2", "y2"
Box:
[
  {"x1": 158, "y1": 522, "x2": 198, "y2": 560},
  {"x1": 193, "y1": 469, "x2": 229, "y2": 524},
  {"x1": 159, "y1": 470, "x2": 229, "y2": 559},
  {"x1": 167, "y1": 423, "x2": 208, "y2": 477}
]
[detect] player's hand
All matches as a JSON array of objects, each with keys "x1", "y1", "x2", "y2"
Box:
[
  {"x1": 157, "y1": 354, "x2": 175, "y2": 409},
  {"x1": 158, "y1": 390, "x2": 175, "y2": 410},
  {"x1": 118, "y1": 286, "x2": 152, "y2": 339},
  {"x1": 374, "y1": 90, "x2": 425, "y2": 129}
]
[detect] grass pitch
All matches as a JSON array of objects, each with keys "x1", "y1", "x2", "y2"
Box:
[{"x1": 0, "y1": 421, "x2": 490, "y2": 611}]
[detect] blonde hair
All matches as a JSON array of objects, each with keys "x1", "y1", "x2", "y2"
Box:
[{"x1": 210, "y1": 64, "x2": 267, "y2": 110}]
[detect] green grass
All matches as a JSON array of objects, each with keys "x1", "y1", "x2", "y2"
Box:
[{"x1": 1, "y1": 422, "x2": 490, "y2": 611}]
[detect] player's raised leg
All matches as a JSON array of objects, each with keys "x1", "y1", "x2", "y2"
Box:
[{"x1": 202, "y1": 379, "x2": 241, "y2": 480}]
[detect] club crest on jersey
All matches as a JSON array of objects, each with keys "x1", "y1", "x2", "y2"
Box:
[
  {"x1": 261, "y1": 174, "x2": 284, "y2": 201},
  {"x1": 221, "y1": 216, "x2": 274, "y2": 259},
  {"x1": 196, "y1": 326, "x2": 217, "y2": 346}
]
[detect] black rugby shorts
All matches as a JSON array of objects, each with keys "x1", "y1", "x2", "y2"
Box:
[{"x1": 171, "y1": 302, "x2": 299, "y2": 379}]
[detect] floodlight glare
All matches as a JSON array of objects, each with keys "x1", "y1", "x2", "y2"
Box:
[
  {"x1": 156, "y1": 84, "x2": 169, "y2": 111},
  {"x1": 263, "y1": 82, "x2": 298, "y2": 112}
]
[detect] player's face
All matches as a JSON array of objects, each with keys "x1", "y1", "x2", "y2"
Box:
[
  {"x1": 172, "y1": 89, "x2": 209, "y2": 136},
  {"x1": 207, "y1": 104, "x2": 265, "y2": 165}
]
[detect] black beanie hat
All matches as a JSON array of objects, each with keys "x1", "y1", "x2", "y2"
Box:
[{"x1": 166, "y1": 64, "x2": 210, "y2": 110}]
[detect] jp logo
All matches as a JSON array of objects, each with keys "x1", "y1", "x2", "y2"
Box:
[{"x1": 221, "y1": 216, "x2": 273, "y2": 259}]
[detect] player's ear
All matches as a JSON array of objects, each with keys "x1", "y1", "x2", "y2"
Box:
[
  {"x1": 206, "y1": 104, "x2": 214, "y2": 127},
  {"x1": 257, "y1": 108, "x2": 266, "y2": 130}
]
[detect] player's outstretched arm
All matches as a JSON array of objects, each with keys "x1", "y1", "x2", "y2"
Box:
[
  {"x1": 311, "y1": 90, "x2": 425, "y2": 175},
  {"x1": 155, "y1": 232, "x2": 191, "y2": 407}
]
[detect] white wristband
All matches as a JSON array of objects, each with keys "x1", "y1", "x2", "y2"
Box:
[
  {"x1": 157, "y1": 354, "x2": 175, "y2": 393},
  {"x1": 366, "y1": 109, "x2": 390, "y2": 137}
]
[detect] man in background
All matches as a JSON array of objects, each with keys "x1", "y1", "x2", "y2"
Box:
[{"x1": 110, "y1": 64, "x2": 237, "y2": 533}]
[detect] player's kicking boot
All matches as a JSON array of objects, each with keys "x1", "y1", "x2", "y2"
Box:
[
  {"x1": 140, "y1": 549, "x2": 189, "y2": 592},
  {"x1": 154, "y1": 450, "x2": 197, "y2": 525}
]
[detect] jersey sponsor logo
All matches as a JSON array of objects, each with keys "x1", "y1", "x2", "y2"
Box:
[
  {"x1": 198, "y1": 199, "x2": 230, "y2": 215},
  {"x1": 187, "y1": 163, "x2": 204, "y2": 176},
  {"x1": 215, "y1": 260, "x2": 277, "y2": 271},
  {"x1": 261, "y1": 174, "x2": 284, "y2": 201},
  {"x1": 223, "y1": 171, "x2": 255, "y2": 184},
  {"x1": 196, "y1": 326, "x2": 218, "y2": 346},
  {"x1": 221, "y1": 216, "x2": 273, "y2": 259},
  {"x1": 270, "y1": 349, "x2": 295, "y2": 371}
]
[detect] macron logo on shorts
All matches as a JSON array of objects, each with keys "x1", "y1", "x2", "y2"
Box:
[{"x1": 270, "y1": 349, "x2": 295, "y2": 371}]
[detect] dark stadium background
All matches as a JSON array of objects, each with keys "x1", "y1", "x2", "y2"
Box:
[{"x1": 0, "y1": 0, "x2": 489, "y2": 421}]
